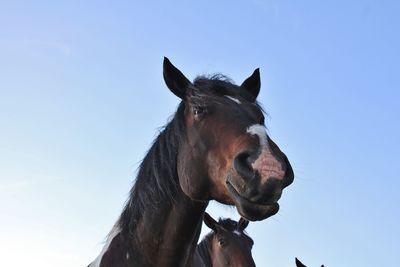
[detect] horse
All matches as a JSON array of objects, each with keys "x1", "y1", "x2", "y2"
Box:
[
  {"x1": 88, "y1": 57, "x2": 294, "y2": 267},
  {"x1": 295, "y1": 258, "x2": 325, "y2": 267},
  {"x1": 194, "y1": 212, "x2": 255, "y2": 267}
]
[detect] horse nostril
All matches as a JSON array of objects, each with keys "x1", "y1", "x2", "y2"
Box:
[{"x1": 234, "y1": 152, "x2": 255, "y2": 180}]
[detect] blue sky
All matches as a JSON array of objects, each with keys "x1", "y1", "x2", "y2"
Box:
[{"x1": 1, "y1": 1, "x2": 399, "y2": 266}]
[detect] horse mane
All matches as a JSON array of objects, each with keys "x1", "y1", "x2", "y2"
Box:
[
  {"x1": 192, "y1": 74, "x2": 266, "y2": 115},
  {"x1": 216, "y1": 218, "x2": 240, "y2": 232},
  {"x1": 196, "y1": 237, "x2": 212, "y2": 267},
  {"x1": 194, "y1": 74, "x2": 235, "y2": 88},
  {"x1": 192, "y1": 74, "x2": 238, "y2": 99},
  {"x1": 118, "y1": 102, "x2": 186, "y2": 233}
]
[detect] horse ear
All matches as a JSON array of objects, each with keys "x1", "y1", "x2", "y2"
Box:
[
  {"x1": 163, "y1": 57, "x2": 192, "y2": 99},
  {"x1": 295, "y1": 258, "x2": 307, "y2": 267},
  {"x1": 203, "y1": 212, "x2": 218, "y2": 231},
  {"x1": 240, "y1": 68, "x2": 260, "y2": 101},
  {"x1": 238, "y1": 217, "x2": 249, "y2": 231}
]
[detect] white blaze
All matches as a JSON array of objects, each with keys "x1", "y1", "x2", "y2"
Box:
[
  {"x1": 225, "y1": 95, "x2": 242, "y2": 104},
  {"x1": 233, "y1": 230, "x2": 242, "y2": 236},
  {"x1": 246, "y1": 124, "x2": 268, "y2": 146},
  {"x1": 247, "y1": 124, "x2": 285, "y2": 182}
]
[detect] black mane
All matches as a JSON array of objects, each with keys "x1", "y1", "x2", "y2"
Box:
[
  {"x1": 196, "y1": 237, "x2": 212, "y2": 267},
  {"x1": 194, "y1": 74, "x2": 235, "y2": 88},
  {"x1": 191, "y1": 74, "x2": 265, "y2": 113},
  {"x1": 118, "y1": 102, "x2": 186, "y2": 233},
  {"x1": 216, "y1": 218, "x2": 240, "y2": 232},
  {"x1": 192, "y1": 74, "x2": 238, "y2": 97}
]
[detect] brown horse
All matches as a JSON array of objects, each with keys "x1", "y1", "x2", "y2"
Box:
[
  {"x1": 194, "y1": 213, "x2": 255, "y2": 267},
  {"x1": 88, "y1": 58, "x2": 294, "y2": 267},
  {"x1": 295, "y1": 258, "x2": 325, "y2": 267}
]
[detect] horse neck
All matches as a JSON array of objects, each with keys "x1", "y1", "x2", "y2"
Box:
[{"x1": 115, "y1": 106, "x2": 208, "y2": 266}]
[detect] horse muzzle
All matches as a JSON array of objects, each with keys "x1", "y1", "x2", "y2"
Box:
[{"x1": 226, "y1": 146, "x2": 294, "y2": 221}]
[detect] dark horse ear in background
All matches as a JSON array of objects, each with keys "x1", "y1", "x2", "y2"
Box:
[
  {"x1": 240, "y1": 68, "x2": 261, "y2": 101},
  {"x1": 295, "y1": 257, "x2": 324, "y2": 267},
  {"x1": 203, "y1": 212, "x2": 218, "y2": 232},
  {"x1": 237, "y1": 217, "x2": 249, "y2": 231},
  {"x1": 203, "y1": 212, "x2": 226, "y2": 233},
  {"x1": 295, "y1": 258, "x2": 307, "y2": 267},
  {"x1": 163, "y1": 57, "x2": 192, "y2": 99}
]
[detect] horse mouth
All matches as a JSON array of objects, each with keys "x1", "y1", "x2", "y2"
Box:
[{"x1": 226, "y1": 181, "x2": 279, "y2": 221}]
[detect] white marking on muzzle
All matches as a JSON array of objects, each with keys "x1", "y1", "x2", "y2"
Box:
[
  {"x1": 90, "y1": 223, "x2": 121, "y2": 267},
  {"x1": 247, "y1": 124, "x2": 285, "y2": 182},
  {"x1": 247, "y1": 124, "x2": 268, "y2": 146},
  {"x1": 225, "y1": 95, "x2": 241, "y2": 104},
  {"x1": 252, "y1": 147, "x2": 285, "y2": 182}
]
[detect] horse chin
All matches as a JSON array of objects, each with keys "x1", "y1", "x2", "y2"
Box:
[{"x1": 226, "y1": 181, "x2": 279, "y2": 221}]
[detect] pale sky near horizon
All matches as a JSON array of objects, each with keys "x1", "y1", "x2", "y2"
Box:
[{"x1": 1, "y1": 1, "x2": 399, "y2": 266}]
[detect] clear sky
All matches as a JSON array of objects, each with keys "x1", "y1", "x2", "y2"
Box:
[{"x1": 0, "y1": 1, "x2": 399, "y2": 266}]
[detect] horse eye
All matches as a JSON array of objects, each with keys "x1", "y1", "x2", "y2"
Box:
[
  {"x1": 193, "y1": 107, "x2": 205, "y2": 117},
  {"x1": 218, "y1": 238, "x2": 226, "y2": 246}
]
